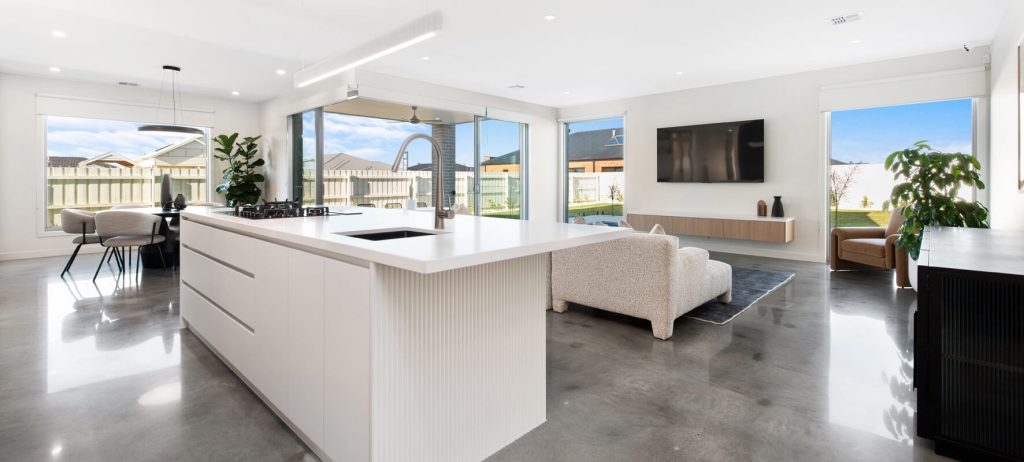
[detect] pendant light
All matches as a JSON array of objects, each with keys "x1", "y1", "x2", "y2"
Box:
[{"x1": 138, "y1": 65, "x2": 205, "y2": 136}]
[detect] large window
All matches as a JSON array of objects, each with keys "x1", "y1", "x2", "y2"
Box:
[
  {"x1": 44, "y1": 116, "x2": 210, "y2": 229},
  {"x1": 292, "y1": 101, "x2": 527, "y2": 219},
  {"x1": 563, "y1": 117, "x2": 625, "y2": 224},
  {"x1": 828, "y1": 98, "x2": 974, "y2": 230}
]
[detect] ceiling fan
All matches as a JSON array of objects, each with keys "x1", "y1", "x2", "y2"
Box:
[{"x1": 390, "y1": 106, "x2": 444, "y2": 125}]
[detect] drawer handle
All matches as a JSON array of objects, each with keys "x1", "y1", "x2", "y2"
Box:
[
  {"x1": 182, "y1": 243, "x2": 255, "y2": 279},
  {"x1": 182, "y1": 281, "x2": 255, "y2": 334}
]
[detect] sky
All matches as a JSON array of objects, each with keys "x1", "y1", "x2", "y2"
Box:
[
  {"x1": 831, "y1": 98, "x2": 972, "y2": 164},
  {"x1": 46, "y1": 116, "x2": 198, "y2": 159}
]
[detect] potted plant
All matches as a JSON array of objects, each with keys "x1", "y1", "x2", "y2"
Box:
[
  {"x1": 885, "y1": 141, "x2": 989, "y2": 290},
  {"x1": 213, "y1": 133, "x2": 265, "y2": 206}
]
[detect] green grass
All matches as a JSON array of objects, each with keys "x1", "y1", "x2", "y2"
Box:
[
  {"x1": 830, "y1": 209, "x2": 891, "y2": 228},
  {"x1": 567, "y1": 203, "x2": 623, "y2": 218}
]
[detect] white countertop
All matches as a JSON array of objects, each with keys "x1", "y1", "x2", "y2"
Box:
[
  {"x1": 919, "y1": 226, "x2": 1024, "y2": 276},
  {"x1": 628, "y1": 210, "x2": 795, "y2": 222},
  {"x1": 181, "y1": 206, "x2": 632, "y2": 273}
]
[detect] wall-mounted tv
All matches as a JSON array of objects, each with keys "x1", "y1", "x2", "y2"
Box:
[{"x1": 657, "y1": 119, "x2": 764, "y2": 183}]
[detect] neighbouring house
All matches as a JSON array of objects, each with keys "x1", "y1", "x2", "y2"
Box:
[
  {"x1": 322, "y1": 153, "x2": 392, "y2": 171},
  {"x1": 78, "y1": 151, "x2": 137, "y2": 168},
  {"x1": 408, "y1": 162, "x2": 474, "y2": 172},
  {"x1": 479, "y1": 128, "x2": 625, "y2": 173},
  {"x1": 47, "y1": 156, "x2": 88, "y2": 168},
  {"x1": 135, "y1": 136, "x2": 207, "y2": 169}
]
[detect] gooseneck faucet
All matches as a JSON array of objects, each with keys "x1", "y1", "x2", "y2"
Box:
[{"x1": 392, "y1": 133, "x2": 455, "y2": 229}]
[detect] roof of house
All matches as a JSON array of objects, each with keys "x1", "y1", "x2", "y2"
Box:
[
  {"x1": 322, "y1": 153, "x2": 392, "y2": 171},
  {"x1": 408, "y1": 162, "x2": 474, "y2": 172},
  {"x1": 566, "y1": 128, "x2": 624, "y2": 162},
  {"x1": 48, "y1": 156, "x2": 88, "y2": 168},
  {"x1": 79, "y1": 151, "x2": 137, "y2": 167},
  {"x1": 135, "y1": 136, "x2": 206, "y2": 163},
  {"x1": 830, "y1": 159, "x2": 849, "y2": 165},
  {"x1": 480, "y1": 128, "x2": 625, "y2": 167}
]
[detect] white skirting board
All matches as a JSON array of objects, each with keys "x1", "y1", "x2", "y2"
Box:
[{"x1": 369, "y1": 253, "x2": 548, "y2": 462}]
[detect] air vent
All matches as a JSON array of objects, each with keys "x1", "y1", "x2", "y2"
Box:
[
  {"x1": 828, "y1": 12, "x2": 863, "y2": 26},
  {"x1": 117, "y1": 81, "x2": 139, "y2": 87}
]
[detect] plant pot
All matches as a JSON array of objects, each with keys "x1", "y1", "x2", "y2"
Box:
[{"x1": 908, "y1": 257, "x2": 918, "y2": 292}]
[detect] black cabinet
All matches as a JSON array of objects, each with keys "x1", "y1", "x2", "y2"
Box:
[{"x1": 915, "y1": 228, "x2": 1024, "y2": 461}]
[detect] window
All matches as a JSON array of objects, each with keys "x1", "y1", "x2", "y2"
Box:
[
  {"x1": 44, "y1": 116, "x2": 209, "y2": 229},
  {"x1": 563, "y1": 117, "x2": 625, "y2": 224},
  {"x1": 828, "y1": 98, "x2": 974, "y2": 230},
  {"x1": 291, "y1": 101, "x2": 528, "y2": 219}
]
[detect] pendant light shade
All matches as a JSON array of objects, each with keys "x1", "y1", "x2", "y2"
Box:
[
  {"x1": 138, "y1": 65, "x2": 203, "y2": 136},
  {"x1": 138, "y1": 124, "x2": 205, "y2": 136}
]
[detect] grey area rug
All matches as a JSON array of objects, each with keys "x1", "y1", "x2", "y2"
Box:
[{"x1": 684, "y1": 266, "x2": 796, "y2": 324}]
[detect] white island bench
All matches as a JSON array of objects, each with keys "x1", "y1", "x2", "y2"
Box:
[{"x1": 177, "y1": 206, "x2": 630, "y2": 462}]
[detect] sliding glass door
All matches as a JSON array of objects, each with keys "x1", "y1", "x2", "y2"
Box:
[
  {"x1": 290, "y1": 102, "x2": 528, "y2": 219},
  {"x1": 476, "y1": 117, "x2": 527, "y2": 219},
  {"x1": 563, "y1": 117, "x2": 624, "y2": 224}
]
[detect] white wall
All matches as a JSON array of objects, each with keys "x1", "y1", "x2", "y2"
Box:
[
  {"x1": 988, "y1": 1, "x2": 1024, "y2": 229},
  {"x1": 0, "y1": 72, "x2": 260, "y2": 260},
  {"x1": 258, "y1": 70, "x2": 560, "y2": 222},
  {"x1": 559, "y1": 49, "x2": 990, "y2": 262}
]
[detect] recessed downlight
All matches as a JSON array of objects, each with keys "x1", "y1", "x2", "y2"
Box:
[
  {"x1": 275, "y1": 69, "x2": 286, "y2": 75},
  {"x1": 850, "y1": 39, "x2": 863, "y2": 44},
  {"x1": 674, "y1": 71, "x2": 684, "y2": 76},
  {"x1": 51, "y1": 30, "x2": 66, "y2": 38},
  {"x1": 562, "y1": 91, "x2": 571, "y2": 95},
  {"x1": 49, "y1": 66, "x2": 61, "y2": 72},
  {"x1": 231, "y1": 91, "x2": 240, "y2": 96},
  {"x1": 421, "y1": 56, "x2": 430, "y2": 61},
  {"x1": 544, "y1": 15, "x2": 556, "y2": 21}
]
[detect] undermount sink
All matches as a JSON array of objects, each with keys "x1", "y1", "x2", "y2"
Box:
[{"x1": 337, "y1": 228, "x2": 439, "y2": 241}]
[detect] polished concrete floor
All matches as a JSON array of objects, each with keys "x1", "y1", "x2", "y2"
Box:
[{"x1": 0, "y1": 251, "x2": 948, "y2": 461}]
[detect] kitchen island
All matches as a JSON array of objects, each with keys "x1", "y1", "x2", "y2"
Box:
[{"x1": 177, "y1": 206, "x2": 631, "y2": 462}]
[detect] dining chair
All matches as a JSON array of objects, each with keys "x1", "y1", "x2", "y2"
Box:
[
  {"x1": 59, "y1": 209, "x2": 99, "y2": 277},
  {"x1": 93, "y1": 211, "x2": 167, "y2": 281}
]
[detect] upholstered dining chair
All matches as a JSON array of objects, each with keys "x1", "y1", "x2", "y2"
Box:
[
  {"x1": 93, "y1": 211, "x2": 167, "y2": 281},
  {"x1": 59, "y1": 209, "x2": 99, "y2": 277}
]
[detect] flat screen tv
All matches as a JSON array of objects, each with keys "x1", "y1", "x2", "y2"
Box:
[{"x1": 657, "y1": 119, "x2": 764, "y2": 183}]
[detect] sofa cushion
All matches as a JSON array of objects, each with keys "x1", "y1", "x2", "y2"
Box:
[{"x1": 841, "y1": 238, "x2": 887, "y2": 258}]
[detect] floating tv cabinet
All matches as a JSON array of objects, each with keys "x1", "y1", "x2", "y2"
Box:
[{"x1": 626, "y1": 211, "x2": 795, "y2": 243}]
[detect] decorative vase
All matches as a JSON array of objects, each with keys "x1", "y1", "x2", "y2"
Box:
[
  {"x1": 770, "y1": 196, "x2": 784, "y2": 218},
  {"x1": 756, "y1": 200, "x2": 768, "y2": 217},
  {"x1": 173, "y1": 194, "x2": 187, "y2": 210},
  {"x1": 160, "y1": 174, "x2": 173, "y2": 210}
]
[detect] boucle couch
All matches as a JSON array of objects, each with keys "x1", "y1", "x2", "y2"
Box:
[{"x1": 551, "y1": 233, "x2": 732, "y2": 340}]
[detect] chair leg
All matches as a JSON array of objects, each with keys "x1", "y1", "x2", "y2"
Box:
[
  {"x1": 156, "y1": 245, "x2": 167, "y2": 270},
  {"x1": 127, "y1": 247, "x2": 132, "y2": 273},
  {"x1": 136, "y1": 246, "x2": 142, "y2": 278},
  {"x1": 61, "y1": 244, "x2": 83, "y2": 277},
  {"x1": 93, "y1": 247, "x2": 111, "y2": 282}
]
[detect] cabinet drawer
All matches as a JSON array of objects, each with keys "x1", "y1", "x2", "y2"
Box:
[
  {"x1": 180, "y1": 247, "x2": 257, "y2": 330},
  {"x1": 180, "y1": 219, "x2": 257, "y2": 274},
  {"x1": 181, "y1": 283, "x2": 256, "y2": 379}
]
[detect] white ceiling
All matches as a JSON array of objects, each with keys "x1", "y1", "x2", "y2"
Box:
[{"x1": 0, "y1": 0, "x2": 1009, "y2": 107}]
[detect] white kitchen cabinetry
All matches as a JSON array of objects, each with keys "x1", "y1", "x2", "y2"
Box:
[{"x1": 181, "y1": 220, "x2": 370, "y2": 461}]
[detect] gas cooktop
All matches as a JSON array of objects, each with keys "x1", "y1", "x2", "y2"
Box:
[{"x1": 216, "y1": 200, "x2": 354, "y2": 220}]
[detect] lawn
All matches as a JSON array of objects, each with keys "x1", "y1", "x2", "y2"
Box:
[
  {"x1": 567, "y1": 203, "x2": 623, "y2": 218},
  {"x1": 830, "y1": 209, "x2": 891, "y2": 228},
  {"x1": 481, "y1": 203, "x2": 624, "y2": 220}
]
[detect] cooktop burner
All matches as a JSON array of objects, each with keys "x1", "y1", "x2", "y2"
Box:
[{"x1": 216, "y1": 199, "x2": 354, "y2": 220}]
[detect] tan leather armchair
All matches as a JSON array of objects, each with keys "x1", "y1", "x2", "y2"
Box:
[{"x1": 830, "y1": 211, "x2": 911, "y2": 288}]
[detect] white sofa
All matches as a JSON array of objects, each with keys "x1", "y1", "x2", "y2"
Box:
[{"x1": 551, "y1": 233, "x2": 732, "y2": 340}]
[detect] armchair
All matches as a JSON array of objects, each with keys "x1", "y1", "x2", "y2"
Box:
[{"x1": 830, "y1": 211, "x2": 910, "y2": 287}]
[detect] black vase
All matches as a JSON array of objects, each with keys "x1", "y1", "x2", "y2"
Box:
[{"x1": 770, "y1": 196, "x2": 784, "y2": 218}]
